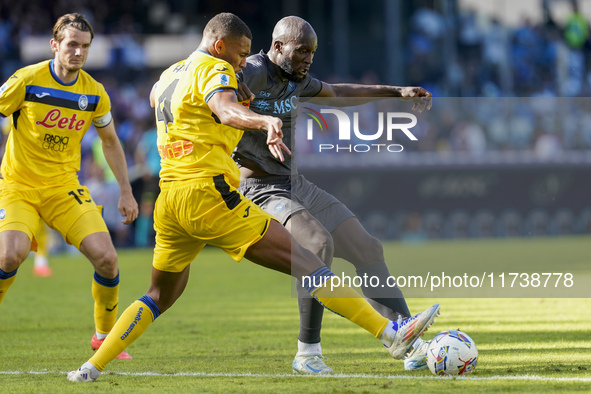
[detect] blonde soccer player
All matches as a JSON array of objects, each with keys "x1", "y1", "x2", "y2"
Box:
[{"x1": 0, "y1": 13, "x2": 138, "y2": 359}]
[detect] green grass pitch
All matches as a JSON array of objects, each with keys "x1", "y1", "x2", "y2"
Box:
[{"x1": 1, "y1": 236, "x2": 590, "y2": 392}]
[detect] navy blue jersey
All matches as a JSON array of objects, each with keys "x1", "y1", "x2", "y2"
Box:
[{"x1": 234, "y1": 51, "x2": 322, "y2": 176}]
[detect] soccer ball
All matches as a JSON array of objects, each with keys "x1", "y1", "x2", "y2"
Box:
[{"x1": 426, "y1": 330, "x2": 478, "y2": 376}]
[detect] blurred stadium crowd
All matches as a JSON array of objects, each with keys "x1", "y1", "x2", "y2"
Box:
[
  {"x1": 406, "y1": 2, "x2": 591, "y2": 97},
  {"x1": 1, "y1": 0, "x2": 590, "y2": 247}
]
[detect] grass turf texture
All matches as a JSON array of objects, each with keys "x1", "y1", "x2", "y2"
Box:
[{"x1": 1, "y1": 236, "x2": 590, "y2": 392}]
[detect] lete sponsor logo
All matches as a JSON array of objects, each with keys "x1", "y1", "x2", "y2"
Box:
[{"x1": 36, "y1": 109, "x2": 86, "y2": 131}]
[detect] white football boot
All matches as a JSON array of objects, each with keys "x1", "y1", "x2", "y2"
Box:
[
  {"x1": 381, "y1": 304, "x2": 440, "y2": 359},
  {"x1": 292, "y1": 354, "x2": 334, "y2": 374},
  {"x1": 67, "y1": 362, "x2": 101, "y2": 382},
  {"x1": 404, "y1": 337, "x2": 430, "y2": 370}
]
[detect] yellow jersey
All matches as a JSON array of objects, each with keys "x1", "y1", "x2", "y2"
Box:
[
  {"x1": 0, "y1": 60, "x2": 111, "y2": 188},
  {"x1": 154, "y1": 50, "x2": 243, "y2": 186}
]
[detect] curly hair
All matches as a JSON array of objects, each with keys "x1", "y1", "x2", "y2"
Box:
[{"x1": 203, "y1": 12, "x2": 252, "y2": 42}]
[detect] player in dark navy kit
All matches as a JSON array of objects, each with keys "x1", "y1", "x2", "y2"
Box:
[{"x1": 234, "y1": 16, "x2": 433, "y2": 374}]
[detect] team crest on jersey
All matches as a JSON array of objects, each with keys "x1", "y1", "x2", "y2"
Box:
[
  {"x1": 220, "y1": 74, "x2": 230, "y2": 86},
  {"x1": 0, "y1": 208, "x2": 5, "y2": 220},
  {"x1": 273, "y1": 202, "x2": 286, "y2": 213},
  {"x1": 78, "y1": 95, "x2": 88, "y2": 110},
  {"x1": 252, "y1": 100, "x2": 272, "y2": 112}
]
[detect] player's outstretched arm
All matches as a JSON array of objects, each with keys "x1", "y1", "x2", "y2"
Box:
[
  {"x1": 207, "y1": 89, "x2": 291, "y2": 161},
  {"x1": 96, "y1": 122, "x2": 139, "y2": 224},
  {"x1": 316, "y1": 82, "x2": 432, "y2": 113}
]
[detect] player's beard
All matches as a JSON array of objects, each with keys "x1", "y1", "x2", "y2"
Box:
[
  {"x1": 56, "y1": 49, "x2": 85, "y2": 70},
  {"x1": 278, "y1": 56, "x2": 304, "y2": 82},
  {"x1": 66, "y1": 58, "x2": 85, "y2": 72}
]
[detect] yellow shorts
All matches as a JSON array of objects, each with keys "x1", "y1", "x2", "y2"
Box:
[
  {"x1": 153, "y1": 175, "x2": 274, "y2": 273},
  {"x1": 0, "y1": 181, "x2": 108, "y2": 250}
]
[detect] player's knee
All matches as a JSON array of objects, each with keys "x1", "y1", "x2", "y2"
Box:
[
  {"x1": 0, "y1": 248, "x2": 27, "y2": 271},
  {"x1": 90, "y1": 248, "x2": 119, "y2": 278},
  {"x1": 145, "y1": 290, "x2": 175, "y2": 314},
  {"x1": 306, "y1": 232, "x2": 334, "y2": 266},
  {"x1": 350, "y1": 235, "x2": 384, "y2": 266},
  {"x1": 366, "y1": 235, "x2": 384, "y2": 263}
]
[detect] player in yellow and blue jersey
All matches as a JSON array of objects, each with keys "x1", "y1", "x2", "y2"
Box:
[
  {"x1": 0, "y1": 13, "x2": 138, "y2": 359},
  {"x1": 67, "y1": 13, "x2": 439, "y2": 382}
]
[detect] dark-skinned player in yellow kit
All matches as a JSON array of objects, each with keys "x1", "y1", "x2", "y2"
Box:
[{"x1": 67, "y1": 13, "x2": 438, "y2": 382}]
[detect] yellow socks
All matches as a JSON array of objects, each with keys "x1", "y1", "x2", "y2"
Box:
[
  {"x1": 92, "y1": 272, "x2": 120, "y2": 334},
  {"x1": 90, "y1": 296, "x2": 161, "y2": 371},
  {"x1": 36, "y1": 221, "x2": 49, "y2": 257},
  {"x1": 306, "y1": 267, "x2": 389, "y2": 339},
  {"x1": 0, "y1": 268, "x2": 17, "y2": 305}
]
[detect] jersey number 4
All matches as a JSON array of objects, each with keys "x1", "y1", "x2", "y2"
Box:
[{"x1": 156, "y1": 79, "x2": 179, "y2": 133}]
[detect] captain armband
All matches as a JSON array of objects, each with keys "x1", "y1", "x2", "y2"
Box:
[{"x1": 93, "y1": 111, "x2": 113, "y2": 128}]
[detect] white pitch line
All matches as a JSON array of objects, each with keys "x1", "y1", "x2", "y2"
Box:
[{"x1": 1, "y1": 371, "x2": 591, "y2": 381}]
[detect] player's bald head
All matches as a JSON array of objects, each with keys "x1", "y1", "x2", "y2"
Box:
[
  {"x1": 268, "y1": 16, "x2": 317, "y2": 82},
  {"x1": 271, "y1": 16, "x2": 316, "y2": 45}
]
